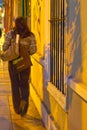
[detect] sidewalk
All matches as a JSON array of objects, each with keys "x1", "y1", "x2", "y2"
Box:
[{"x1": 0, "y1": 60, "x2": 46, "y2": 130}]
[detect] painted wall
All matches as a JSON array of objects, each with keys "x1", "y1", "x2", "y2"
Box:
[
  {"x1": 31, "y1": 0, "x2": 87, "y2": 129},
  {"x1": 66, "y1": 0, "x2": 87, "y2": 84},
  {"x1": 31, "y1": 0, "x2": 50, "y2": 106},
  {"x1": 31, "y1": 0, "x2": 67, "y2": 130},
  {"x1": 67, "y1": 87, "x2": 87, "y2": 130},
  {"x1": 31, "y1": 0, "x2": 45, "y2": 56},
  {"x1": 66, "y1": 0, "x2": 82, "y2": 81},
  {"x1": 80, "y1": 0, "x2": 87, "y2": 84},
  {"x1": 14, "y1": 0, "x2": 22, "y2": 18},
  {"x1": 8, "y1": 0, "x2": 87, "y2": 129},
  {"x1": 66, "y1": 0, "x2": 87, "y2": 129}
]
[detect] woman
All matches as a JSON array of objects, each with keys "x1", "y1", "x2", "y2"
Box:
[{"x1": 2, "y1": 17, "x2": 36, "y2": 116}]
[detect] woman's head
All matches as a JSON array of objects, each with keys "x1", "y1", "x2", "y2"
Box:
[{"x1": 14, "y1": 17, "x2": 31, "y2": 37}]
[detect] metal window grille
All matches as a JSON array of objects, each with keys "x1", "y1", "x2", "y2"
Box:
[{"x1": 50, "y1": 0, "x2": 65, "y2": 94}]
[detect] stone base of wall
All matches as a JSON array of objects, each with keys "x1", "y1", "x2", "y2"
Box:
[{"x1": 30, "y1": 84, "x2": 58, "y2": 130}]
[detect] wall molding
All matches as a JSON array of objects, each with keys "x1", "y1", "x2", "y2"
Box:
[
  {"x1": 47, "y1": 82, "x2": 67, "y2": 112},
  {"x1": 67, "y1": 78, "x2": 87, "y2": 102}
]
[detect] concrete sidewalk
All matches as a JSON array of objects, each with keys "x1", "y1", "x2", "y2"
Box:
[{"x1": 0, "y1": 61, "x2": 46, "y2": 130}]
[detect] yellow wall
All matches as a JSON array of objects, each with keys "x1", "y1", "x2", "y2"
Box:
[
  {"x1": 14, "y1": 0, "x2": 22, "y2": 18},
  {"x1": 31, "y1": 0, "x2": 67, "y2": 130},
  {"x1": 66, "y1": 0, "x2": 87, "y2": 86},
  {"x1": 66, "y1": 0, "x2": 87, "y2": 129},
  {"x1": 31, "y1": 0, "x2": 87, "y2": 129},
  {"x1": 31, "y1": 0, "x2": 50, "y2": 57},
  {"x1": 80, "y1": 0, "x2": 87, "y2": 85},
  {"x1": 31, "y1": 0, "x2": 51, "y2": 103},
  {"x1": 31, "y1": 0, "x2": 45, "y2": 56},
  {"x1": 68, "y1": 87, "x2": 87, "y2": 130}
]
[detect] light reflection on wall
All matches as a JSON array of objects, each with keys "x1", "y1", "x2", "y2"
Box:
[{"x1": 32, "y1": 0, "x2": 44, "y2": 56}]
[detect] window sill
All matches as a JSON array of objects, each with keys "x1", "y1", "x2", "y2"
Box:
[
  {"x1": 47, "y1": 82, "x2": 67, "y2": 112},
  {"x1": 67, "y1": 78, "x2": 87, "y2": 102}
]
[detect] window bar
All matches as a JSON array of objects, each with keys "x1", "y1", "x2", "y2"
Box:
[
  {"x1": 56, "y1": 0, "x2": 59, "y2": 88},
  {"x1": 53, "y1": 0, "x2": 56, "y2": 85},
  {"x1": 50, "y1": 0, "x2": 53, "y2": 83},
  {"x1": 54, "y1": 0, "x2": 57, "y2": 87},
  {"x1": 60, "y1": 0, "x2": 65, "y2": 93},
  {"x1": 62, "y1": 0, "x2": 65, "y2": 93},
  {"x1": 57, "y1": 0, "x2": 60, "y2": 89},
  {"x1": 50, "y1": 0, "x2": 55, "y2": 84},
  {"x1": 52, "y1": 0, "x2": 55, "y2": 85},
  {"x1": 59, "y1": 0, "x2": 61, "y2": 91},
  {"x1": 59, "y1": 0, "x2": 62, "y2": 92},
  {"x1": 60, "y1": 0, "x2": 63, "y2": 91}
]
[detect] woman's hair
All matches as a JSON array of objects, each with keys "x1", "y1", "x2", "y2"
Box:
[{"x1": 14, "y1": 17, "x2": 31, "y2": 38}]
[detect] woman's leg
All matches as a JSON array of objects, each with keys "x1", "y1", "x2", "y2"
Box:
[
  {"x1": 19, "y1": 67, "x2": 30, "y2": 116},
  {"x1": 19, "y1": 67, "x2": 31, "y2": 101},
  {"x1": 8, "y1": 62, "x2": 21, "y2": 114},
  {"x1": 19, "y1": 67, "x2": 31, "y2": 116}
]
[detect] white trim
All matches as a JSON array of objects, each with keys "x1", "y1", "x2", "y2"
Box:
[
  {"x1": 67, "y1": 78, "x2": 87, "y2": 102},
  {"x1": 47, "y1": 82, "x2": 67, "y2": 112}
]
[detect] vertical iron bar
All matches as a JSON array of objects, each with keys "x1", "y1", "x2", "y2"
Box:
[
  {"x1": 57, "y1": 0, "x2": 60, "y2": 89},
  {"x1": 61, "y1": 0, "x2": 65, "y2": 94},
  {"x1": 55, "y1": 0, "x2": 58, "y2": 88},
  {"x1": 62, "y1": 0, "x2": 65, "y2": 93},
  {"x1": 54, "y1": 0, "x2": 57, "y2": 86},
  {"x1": 53, "y1": 0, "x2": 55, "y2": 85},
  {"x1": 55, "y1": 0, "x2": 57, "y2": 87},
  {"x1": 59, "y1": 0, "x2": 61, "y2": 90},
  {"x1": 59, "y1": 0, "x2": 63, "y2": 91},
  {"x1": 50, "y1": 0, "x2": 53, "y2": 82},
  {"x1": 52, "y1": 0, "x2": 55, "y2": 85},
  {"x1": 60, "y1": 0, "x2": 63, "y2": 92}
]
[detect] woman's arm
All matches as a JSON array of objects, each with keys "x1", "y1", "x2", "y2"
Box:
[{"x1": 2, "y1": 30, "x2": 13, "y2": 51}]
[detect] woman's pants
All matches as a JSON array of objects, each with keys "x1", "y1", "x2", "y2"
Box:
[{"x1": 8, "y1": 62, "x2": 31, "y2": 113}]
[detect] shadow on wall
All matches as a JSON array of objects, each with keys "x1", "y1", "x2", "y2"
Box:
[
  {"x1": 67, "y1": 0, "x2": 82, "y2": 81},
  {"x1": 40, "y1": 43, "x2": 51, "y2": 121},
  {"x1": 40, "y1": 43, "x2": 59, "y2": 129},
  {"x1": 66, "y1": 0, "x2": 83, "y2": 130},
  {"x1": 67, "y1": 0, "x2": 82, "y2": 130}
]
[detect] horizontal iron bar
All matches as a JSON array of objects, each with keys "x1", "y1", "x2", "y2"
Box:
[{"x1": 49, "y1": 18, "x2": 65, "y2": 22}]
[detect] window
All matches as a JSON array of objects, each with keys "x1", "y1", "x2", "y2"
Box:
[{"x1": 50, "y1": 0, "x2": 65, "y2": 94}]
